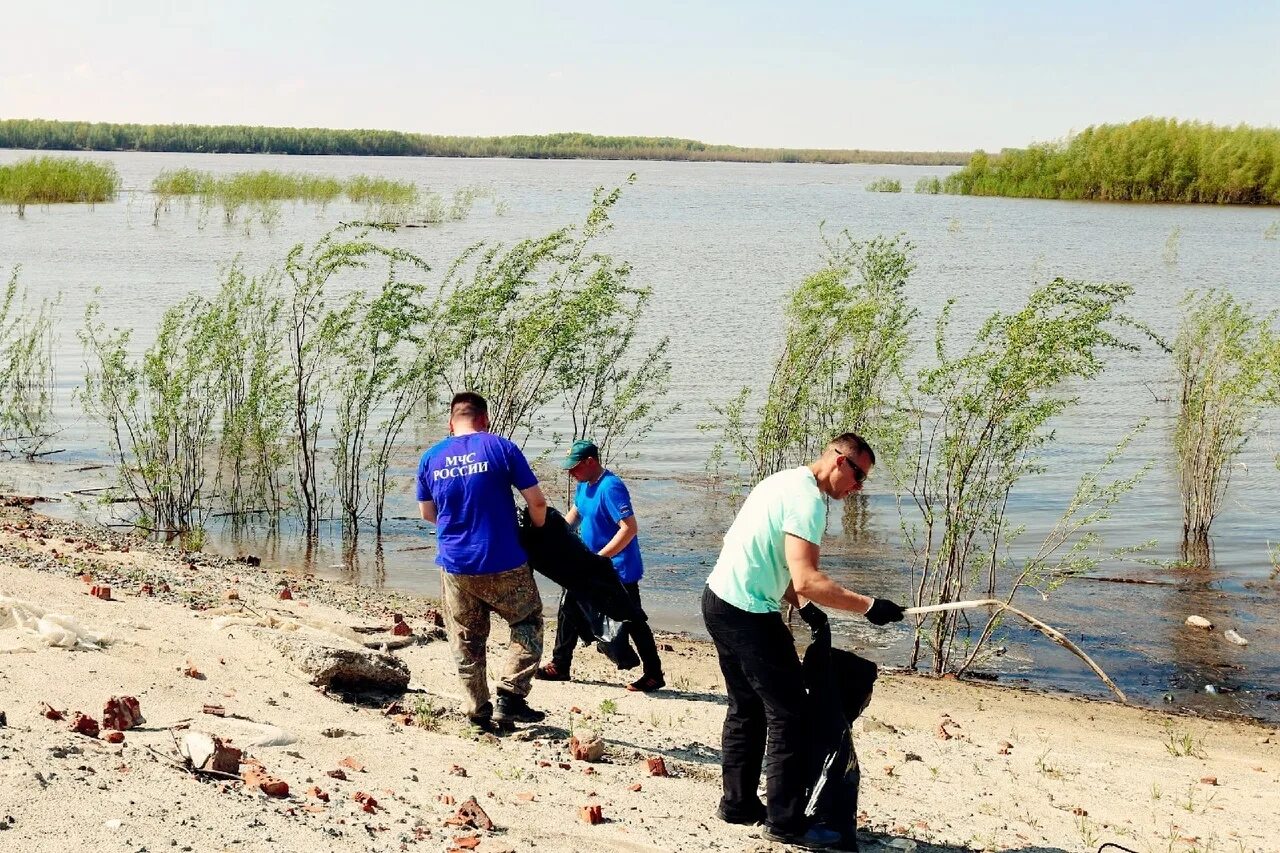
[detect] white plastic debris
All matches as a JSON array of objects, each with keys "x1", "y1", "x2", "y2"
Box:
[
  {"x1": 1185, "y1": 615, "x2": 1213, "y2": 629},
  {"x1": 103, "y1": 819, "x2": 122, "y2": 830},
  {"x1": 1223, "y1": 629, "x2": 1249, "y2": 646},
  {"x1": 0, "y1": 594, "x2": 104, "y2": 650}
]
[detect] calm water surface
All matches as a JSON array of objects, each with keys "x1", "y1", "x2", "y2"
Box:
[{"x1": 2, "y1": 150, "x2": 1277, "y2": 720}]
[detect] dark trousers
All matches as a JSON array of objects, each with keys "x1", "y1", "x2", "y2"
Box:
[
  {"x1": 551, "y1": 583, "x2": 663, "y2": 677},
  {"x1": 702, "y1": 586, "x2": 810, "y2": 834}
]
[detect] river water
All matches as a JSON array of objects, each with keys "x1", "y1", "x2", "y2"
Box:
[{"x1": 2, "y1": 149, "x2": 1278, "y2": 720}]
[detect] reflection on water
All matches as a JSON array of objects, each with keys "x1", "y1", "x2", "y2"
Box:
[{"x1": 2, "y1": 150, "x2": 1279, "y2": 721}]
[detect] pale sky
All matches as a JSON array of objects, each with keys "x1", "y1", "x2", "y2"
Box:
[{"x1": 2, "y1": 1, "x2": 1277, "y2": 152}]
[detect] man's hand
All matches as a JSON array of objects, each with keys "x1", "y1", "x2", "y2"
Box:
[{"x1": 864, "y1": 598, "x2": 905, "y2": 625}]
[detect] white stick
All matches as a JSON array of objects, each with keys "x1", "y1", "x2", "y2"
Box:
[
  {"x1": 903, "y1": 600, "x2": 996, "y2": 616},
  {"x1": 901, "y1": 598, "x2": 1127, "y2": 703}
]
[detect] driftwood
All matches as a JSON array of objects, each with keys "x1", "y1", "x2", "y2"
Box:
[{"x1": 904, "y1": 599, "x2": 1127, "y2": 703}]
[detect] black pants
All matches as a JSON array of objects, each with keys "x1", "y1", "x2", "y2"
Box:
[
  {"x1": 702, "y1": 586, "x2": 810, "y2": 834},
  {"x1": 552, "y1": 583, "x2": 663, "y2": 677}
]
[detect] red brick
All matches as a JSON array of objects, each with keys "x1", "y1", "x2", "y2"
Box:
[
  {"x1": 307, "y1": 786, "x2": 330, "y2": 802},
  {"x1": 278, "y1": 587, "x2": 293, "y2": 600},
  {"x1": 102, "y1": 696, "x2": 144, "y2": 731},
  {"x1": 40, "y1": 703, "x2": 64, "y2": 721},
  {"x1": 645, "y1": 756, "x2": 668, "y2": 777},
  {"x1": 68, "y1": 712, "x2": 100, "y2": 738},
  {"x1": 392, "y1": 621, "x2": 412, "y2": 636},
  {"x1": 90, "y1": 585, "x2": 112, "y2": 601},
  {"x1": 103, "y1": 730, "x2": 125, "y2": 744},
  {"x1": 579, "y1": 805, "x2": 604, "y2": 825}
]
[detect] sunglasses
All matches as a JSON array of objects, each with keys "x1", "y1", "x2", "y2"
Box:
[{"x1": 838, "y1": 455, "x2": 868, "y2": 483}]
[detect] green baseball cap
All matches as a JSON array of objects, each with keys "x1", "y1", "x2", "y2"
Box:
[{"x1": 559, "y1": 439, "x2": 600, "y2": 469}]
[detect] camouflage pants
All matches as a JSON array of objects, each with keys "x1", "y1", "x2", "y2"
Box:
[{"x1": 440, "y1": 564, "x2": 544, "y2": 719}]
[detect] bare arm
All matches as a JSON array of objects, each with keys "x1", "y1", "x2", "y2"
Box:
[
  {"x1": 521, "y1": 484, "x2": 548, "y2": 527},
  {"x1": 419, "y1": 500, "x2": 437, "y2": 523},
  {"x1": 564, "y1": 506, "x2": 581, "y2": 528},
  {"x1": 597, "y1": 515, "x2": 638, "y2": 559},
  {"x1": 785, "y1": 534, "x2": 873, "y2": 614}
]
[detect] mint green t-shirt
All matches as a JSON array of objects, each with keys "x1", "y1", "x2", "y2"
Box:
[{"x1": 706, "y1": 466, "x2": 827, "y2": 613}]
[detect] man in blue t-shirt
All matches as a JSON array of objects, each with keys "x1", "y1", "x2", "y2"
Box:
[
  {"x1": 417, "y1": 391, "x2": 550, "y2": 731},
  {"x1": 535, "y1": 439, "x2": 665, "y2": 692}
]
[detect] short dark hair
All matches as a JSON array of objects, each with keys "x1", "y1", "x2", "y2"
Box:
[
  {"x1": 450, "y1": 391, "x2": 488, "y2": 418},
  {"x1": 828, "y1": 432, "x2": 875, "y2": 466}
]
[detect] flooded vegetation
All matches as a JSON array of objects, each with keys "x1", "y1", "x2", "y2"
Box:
[
  {"x1": 944, "y1": 117, "x2": 1280, "y2": 204},
  {"x1": 0, "y1": 156, "x2": 119, "y2": 215}
]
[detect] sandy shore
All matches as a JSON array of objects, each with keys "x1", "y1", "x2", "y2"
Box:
[{"x1": 0, "y1": 504, "x2": 1276, "y2": 853}]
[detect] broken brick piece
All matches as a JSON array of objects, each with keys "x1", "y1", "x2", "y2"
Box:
[
  {"x1": 629, "y1": 783, "x2": 642, "y2": 792},
  {"x1": 392, "y1": 613, "x2": 404, "y2": 624},
  {"x1": 557, "y1": 762, "x2": 571, "y2": 771},
  {"x1": 392, "y1": 620, "x2": 412, "y2": 637},
  {"x1": 139, "y1": 583, "x2": 154, "y2": 596},
  {"x1": 202, "y1": 704, "x2": 226, "y2": 717},
  {"x1": 383, "y1": 702, "x2": 404, "y2": 716},
  {"x1": 339, "y1": 756, "x2": 365, "y2": 773},
  {"x1": 307, "y1": 786, "x2": 330, "y2": 802},
  {"x1": 243, "y1": 766, "x2": 289, "y2": 797},
  {"x1": 102, "y1": 696, "x2": 144, "y2": 731},
  {"x1": 89, "y1": 585, "x2": 112, "y2": 601},
  {"x1": 41, "y1": 703, "x2": 65, "y2": 721},
  {"x1": 353, "y1": 791, "x2": 379, "y2": 813},
  {"x1": 437, "y1": 794, "x2": 455, "y2": 805},
  {"x1": 645, "y1": 756, "x2": 668, "y2": 777},
  {"x1": 327, "y1": 769, "x2": 348, "y2": 781},
  {"x1": 515, "y1": 791, "x2": 536, "y2": 802},
  {"x1": 223, "y1": 589, "x2": 240, "y2": 602},
  {"x1": 68, "y1": 712, "x2": 100, "y2": 738},
  {"x1": 278, "y1": 587, "x2": 293, "y2": 601},
  {"x1": 452, "y1": 836, "x2": 480, "y2": 850},
  {"x1": 569, "y1": 734, "x2": 604, "y2": 763},
  {"x1": 103, "y1": 730, "x2": 125, "y2": 744},
  {"x1": 449, "y1": 765, "x2": 467, "y2": 777},
  {"x1": 425, "y1": 609, "x2": 445, "y2": 628},
  {"x1": 447, "y1": 797, "x2": 494, "y2": 831},
  {"x1": 183, "y1": 659, "x2": 203, "y2": 679},
  {"x1": 579, "y1": 804, "x2": 604, "y2": 825}
]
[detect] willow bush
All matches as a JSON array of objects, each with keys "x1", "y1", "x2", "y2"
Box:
[
  {"x1": 434, "y1": 176, "x2": 674, "y2": 454},
  {"x1": 0, "y1": 156, "x2": 119, "y2": 216},
  {"x1": 943, "y1": 118, "x2": 1280, "y2": 205},
  {"x1": 709, "y1": 231, "x2": 916, "y2": 481},
  {"x1": 895, "y1": 279, "x2": 1151, "y2": 675},
  {"x1": 1173, "y1": 290, "x2": 1280, "y2": 553},
  {"x1": 866, "y1": 177, "x2": 902, "y2": 192},
  {"x1": 0, "y1": 268, "x2": 58, "y2": 457},
  {"x1": 914, "y1": 176, "x2": 943, "y2": 194},
  {"x1": 80, "y1": 295, "x2": 222, "y2": 537}
]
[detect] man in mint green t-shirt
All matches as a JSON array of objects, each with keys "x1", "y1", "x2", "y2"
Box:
[{"x1": 703, "y1": 433, "x2": 904, "y2": 850}]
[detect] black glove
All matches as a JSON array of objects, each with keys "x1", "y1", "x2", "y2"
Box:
[
  {"x1": 797, "y1": 602, "x2": 829, "y2": 629},
  {"x1": 864, "y1": 598, "x2": 905, "y2": 626}
]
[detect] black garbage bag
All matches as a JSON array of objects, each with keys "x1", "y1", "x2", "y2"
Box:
[
  {"x1": 798, "y1": 603, "x2": 877, "y2": 849},
  {"x1": 558, "y1": 588, "x2": 642, "y2": 670},
  {"x1": 517, "y1": 506, "x2": 643, "y2": 624}
]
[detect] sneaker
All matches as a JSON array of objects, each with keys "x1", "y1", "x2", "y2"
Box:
[
  {"x1": 626, "y1": 673, "x2": 665, "y2": 692},
  {"x1": 534, "y1": 663, "x2": 570, "y2": 681},
  {"x1": 494, "y1": 692, "x2": 546, "y2": 725},
  {"x1": 761, "y1": 825, "x2": 841, "y2": 850},
  {"x1": 715, "y1": 802, "x2": 766, "y2": 826}
]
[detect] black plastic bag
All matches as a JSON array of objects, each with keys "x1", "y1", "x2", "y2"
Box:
[
  {"x1": 517, "y1": 507, "x2": 643, "y2": 623},
  {"x1": 798, "y1": 604, "x2": 877, "y2": 847}
]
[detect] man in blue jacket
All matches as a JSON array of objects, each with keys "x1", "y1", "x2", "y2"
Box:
[
  {"x1": 417, "y1": 391, "x2": 550, "y2": 732},
  {"x1": 536, "y1": 439, "x2": 665, "y2": 692}
]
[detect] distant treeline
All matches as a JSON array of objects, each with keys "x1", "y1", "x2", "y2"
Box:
[
  {"x1": 0, "y1": 118, "x2": 970, "y2": 166},
  {"x1": 944, "y1": 118, "x2": 1280, "y2": 205}
]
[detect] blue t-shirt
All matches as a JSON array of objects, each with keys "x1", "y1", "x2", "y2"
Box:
[
  {"x1": 416, "y1": 432, "x2": 538, "y2": 575},
  {"x1": 575, "y1": 470, "x2": 644, "y2": 584}
]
